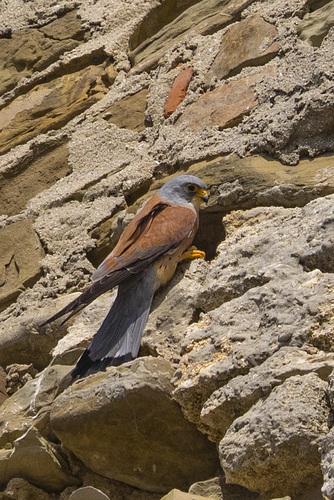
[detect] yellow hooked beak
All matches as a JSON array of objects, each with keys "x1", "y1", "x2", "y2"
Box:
[{"x1": 196, "y1": 189, "x2": 209, "y2": 203}]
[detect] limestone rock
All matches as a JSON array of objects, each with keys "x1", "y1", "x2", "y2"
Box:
[
  {"x1": 39, "y1": 11, "x2": 87, "y2": 42},
  {"x1": 298, "y1": 2, "x2": 334, "y2": 47},
  {"x1": 188, "y1": 477, "x2": 223, "y2": 499},
  {"x1": 0, "y1": 141, "x2": 70, "y2": 216},
  {"x1": 185, "y1": 152, "x2": 334, "y2": 210},
  {"x1": 0, "y1": 11, "x2": 86, "y2": 96},
  {"x1": 0, "y1": 218, "x2": 44, "y2": 312},
  {"x1": 320, "y1": 425, "x2": 334, "y2": 500},
  {"x1": 0, "y1": 0, "x2": 333, "y2": 497},
  {"x1": 164, "y1": 67, "x2": 194, "y2": 118},
  {"x1": 70, "y1": 486, "x2": 110, "y2": 500},
  {"x1": 177, "y1": 67, "x2": 277, "y2": 132},
  {"x1": 160, "y1": 489, "x2": 210, "y2": 500},
  {"x1": 104, "y1": 88, "x2": 149, "y2": 131},
  {"x1": 0, "y1": 363, "x2": 72, "y2": 447},
  {"x1": 50, "y1": 292, "x2": 116, "y2": 362},
  {"x1": 0, "y1": 367, "x2": 7, "y2": 407},
  {"x1": 206, "y1": 15, "x2": 280, "y2": 83},
  {"x1": 76, "y1": 469, "x2": 163, "y2": 500},
  {"x1": 5, "y1": 363, "x2": 38, "y2": 395},
  {"x1": 319, "y1": 371, "x2": 334, "y2": 500},
  {"x1": 0, "y1": 477, "x2": 49, "y2": 500},
  {"x1": 50, "y1": 357, "x2": 219, "y2": 493},
  {"x1": 0, "y1": 293, "x2": 80, "y2": 370},
  {"x1": 0, "y1": 61, "x2": 115, "y2": 155},
  {"x1": 200, "y1": 347, "x2": 334, "y2": 441},
  {"x1": 142, "y1": 259, "x2": 210, "y2": 364},
  {"x1": 129, "y1": 0, "x2": 253, "y2": 72},
  {"x1": 219, "y1": 373, "x2": 329, "y2": 497},
  {"x1": 173, "y1": 195, "x2": 334, "y2": 425},
  {"x1": 0, "y1": 427, "x2": 78, "y2": 492}
]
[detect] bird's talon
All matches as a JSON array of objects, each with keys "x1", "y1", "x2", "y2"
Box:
[{"x1": 180, "y1": 246, "x2": 206, "y2": 261}]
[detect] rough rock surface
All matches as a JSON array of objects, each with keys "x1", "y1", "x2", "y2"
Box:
[
  {"x1": 0, "y1": 477, "x2": 50, "y2": 500},
  {"x1": 220, "y1": 373, "x2": 329, "y2": 497},
  {"x1": 188, "y1": 477, "x2": 223, "y2": 499},
  {"x1": 50, "y1": 357, "x2": 219, "y2": 493},
  {"x1": 0, "y1": 0, "x2": 334, "y2": 499}
]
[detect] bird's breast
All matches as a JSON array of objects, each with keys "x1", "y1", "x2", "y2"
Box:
[
  {"x1": 153, "y1": 229, "x2": 196, "y2": 288},
  {"x1": 154, "y1": 255, "x2": 178, "y2": 287}
]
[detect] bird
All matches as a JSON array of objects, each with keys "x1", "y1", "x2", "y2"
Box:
[{"x1": 42, "y1": 175, "x2": 208, "y2": 383}]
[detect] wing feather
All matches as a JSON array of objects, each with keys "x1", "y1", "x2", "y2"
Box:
[
  {"x1": 92, "y1": 194, "x2": 197, "y2": 281},
  {"x1": 42, "y1": 194, "x2": 197, "y2": 326}
]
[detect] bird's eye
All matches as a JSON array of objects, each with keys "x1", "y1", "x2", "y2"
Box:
[{"x1": 187, "y1": 184, "x2": 196, "y2": 192}]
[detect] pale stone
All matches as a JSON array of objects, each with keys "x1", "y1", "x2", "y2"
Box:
[
  {"x1": 298, "y1": 2, "x2": 334, "y2": 47},
  {"x1": 70, "y1": 486, "x2": 110, "y2": 500},
  {"x1": 160, "y1": 489, "x2": 210, "y2": 500},
  {"x1": 219, "y1": 374, "x2": 329, "y2": 497},
  {"x1": 51, "y1": 357, "x2": 218, "y2": 493},
  {"x1": 173, "y1": 195, "x2": 334, "y2": 427},
  {"x1": 188, "y1": 477, "x2": 223, "y2": 499},
  {"x1": 0, "y1": 427, "x2": 78, "y2": 492}
]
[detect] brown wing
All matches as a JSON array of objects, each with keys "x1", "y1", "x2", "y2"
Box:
[
  {"x1": 91, "y1": 193, "x2": 197, "y2": 282},
  {"x1": 41, "y1": 195, "x2": 197, "y2": 327}
]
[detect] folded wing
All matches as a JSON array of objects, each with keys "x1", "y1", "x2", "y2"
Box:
[{"x1": 42, "y1": 194, "x2": 197, "y2": 326}]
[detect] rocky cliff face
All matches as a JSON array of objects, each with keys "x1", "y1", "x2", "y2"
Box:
[{"x1": 0, "y1": 0, "x2": 333, "y2": 499}]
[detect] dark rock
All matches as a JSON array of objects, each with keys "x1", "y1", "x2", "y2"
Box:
[
  {"x1": 0, "y1": 218, "x2": 45, "y2": 312},
  {"x1": 104, "y1": 88, "x2": 149, "y2": 131},
  {"x1": 0, "y1": 62, "x2": 115, "y2": 155},
  {"x1": 0, "y1": 11, "x2": 87, "y2": 96},
  {"x1": 0, "y1": 142, "x2": 70, "y2": 216},
  {"x1": 0, "y1": 477, "x2": 49, "y2": 500}
]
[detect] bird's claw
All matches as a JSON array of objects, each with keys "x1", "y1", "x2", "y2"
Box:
[{"x1": 180, "y1": 245, "x2": 206, "y2": 261}]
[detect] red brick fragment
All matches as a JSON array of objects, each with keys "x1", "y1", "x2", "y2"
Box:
[{"x1": 164, "y1": 67, "x2": 194, "y2": 118}]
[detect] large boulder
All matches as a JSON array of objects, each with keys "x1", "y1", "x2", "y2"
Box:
[
  {"x1": 51, "y1": 357, "x2": 219, "y2": 493},
  {"x1": 219, "y1": 373, "x2": 329, "y2": 497}
]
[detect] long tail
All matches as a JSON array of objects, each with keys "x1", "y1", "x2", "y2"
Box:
[
  {"x1": 41, "y1": 268, "x2": 131, "y2": 327},
  {"x1": 65, "y1": 267, "x2": 157, "y2": 384}
]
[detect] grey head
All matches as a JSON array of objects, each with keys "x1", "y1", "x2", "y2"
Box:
[{"x1": 158, "y1": 175, "x2": 208, "y2": 206}]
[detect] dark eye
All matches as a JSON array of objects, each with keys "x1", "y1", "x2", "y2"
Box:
[{"x1": 187, "y1": 184, "x2": 196, "y2": 192}]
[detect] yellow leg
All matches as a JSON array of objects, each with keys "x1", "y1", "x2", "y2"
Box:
[{"x1": 180, "y1": 245, "x2": 206, "y2": 261}]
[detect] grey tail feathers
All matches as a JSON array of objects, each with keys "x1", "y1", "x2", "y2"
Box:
[{"x1": 68, "y1": 268, "x2": 157, "y2": 381}]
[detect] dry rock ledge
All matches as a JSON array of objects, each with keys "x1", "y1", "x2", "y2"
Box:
[{"x1": 0, "y1": 0, "x2": 334, "y2": 499}]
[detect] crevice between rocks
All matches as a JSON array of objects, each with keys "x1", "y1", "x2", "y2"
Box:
[{"x1": 293, "y1": 242, "x2": 334, "y2": 274}]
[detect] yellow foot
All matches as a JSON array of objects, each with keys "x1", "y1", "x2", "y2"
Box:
[{"x1": 180, "y1": 246, "x2": 206, "y2": 261}]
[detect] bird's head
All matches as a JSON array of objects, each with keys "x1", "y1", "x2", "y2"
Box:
[{"x1": 158, "y1": 175, "x2": 208, "y2": 208}]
